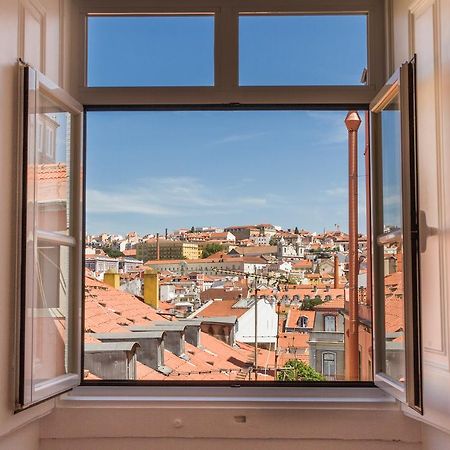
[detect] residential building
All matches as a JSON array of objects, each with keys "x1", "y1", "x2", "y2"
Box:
[
  {"x1": 136, "y1": 239, "x2": 200, "y2": 261},
  {"x1": 308, "y1": 297, "x2": 345, "y2": 380}
]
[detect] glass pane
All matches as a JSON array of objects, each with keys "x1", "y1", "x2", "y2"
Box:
[
  {"x1": 239, "y1": 15, "x2": 367, "y2": 86},
  {"x1": 32, "y1": 244, "x2": 71, "y2": 392},
  {"x1": 87, "y1": 16, "x2": 214, "y2": 87},
  {"x1": 36, "y1": 92, "x2": 72, "y2": 234},
  {"x1": 380, "y1": 93, "x2": 402, "y2": 233},
  {"x1": 382, "y1": 242, "x2": 405, "y2": 383}
]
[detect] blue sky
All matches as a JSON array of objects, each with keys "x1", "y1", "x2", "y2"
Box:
[{"x1": 86, "y1": 15, "x2": 368, "y2": 236}]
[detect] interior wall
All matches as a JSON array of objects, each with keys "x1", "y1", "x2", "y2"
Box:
[
  {"x1": 0, "y1": 0, "x2": 74, "y2": 447},
  {"x1": 0, "y1": 422, "x2": 40, "y2": 450},
  {"x1": 390, "y1": 0, "x2": 450, "y2": 446}
]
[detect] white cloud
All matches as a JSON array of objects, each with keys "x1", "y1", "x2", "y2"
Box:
[
  {"x1": 324, "y1": 186, "x2": 347, "y2": 197},
  {"x1": 211, "y1": 132, "x2": 269, "y2": 145},
  {"x1": 87, "y1": 176, "x2": 271, "y2": 218}
]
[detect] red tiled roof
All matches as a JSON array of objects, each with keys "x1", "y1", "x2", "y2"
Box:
[
  {"x1": 36, "y1": 163, "x2": 68, "y2": 180},
  {"x1": 278, "y1": 332, "x2": 310, "y2": 349},
  {"x1": 292, "y1": 260, "x2": 313, "y2": 269},
  {"x1": 196, "y1": 299, "x2": 248, "y2": 318},
  {"x1": 314, "y1": 297, "x2": 345, "y2": 310},
  {"x1": 286, "y1": 309, "x2": 316, "y2": 329}
]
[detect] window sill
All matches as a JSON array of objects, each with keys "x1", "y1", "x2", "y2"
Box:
[{"x1": 57, "y1": 385, "x2": 398, "y2": 411}]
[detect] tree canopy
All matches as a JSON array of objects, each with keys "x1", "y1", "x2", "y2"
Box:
[
  {"x1": 277, "y1": 359, "x2": 325, "y2": 381},
  {"x1": 201, "y1": 243, "x2": 224, "y2": 258}
]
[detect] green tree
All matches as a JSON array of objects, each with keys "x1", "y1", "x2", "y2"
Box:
[
  {"x1": 102, "y1": 246, "x2": 124, "y2": 258},
  {"x1": 269, "y1": 236, "x2": 278, "y2": 246},
  {"x1": 277, "y1": 359, "x2": 324, "y2": 381},
  {"x1": 301, "y1": 296, "x2": 323, "y2": 310},
  {"x1": 201, "y1": 243, "x2": 224, "y2": 258}
]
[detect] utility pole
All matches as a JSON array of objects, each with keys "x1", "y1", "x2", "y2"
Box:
[{"x1": 345, "y1": 111, "x2": 361, "y2": 381}]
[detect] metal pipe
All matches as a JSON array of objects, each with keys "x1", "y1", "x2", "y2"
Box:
[{"x1": 345, "y1": 111, "x2": 361, "y2": 381}]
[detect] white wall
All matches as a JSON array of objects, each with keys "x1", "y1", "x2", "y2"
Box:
[
  {"x1": 235, "y1": 299, "x2": 278, "y2": 344},
  {"x1": 39, "y1": 403, "x2": 422, "y2": 450},
  {"x1": 0, "y1": 0, "x2": 74, "y2": 447},
  {"x1": 389, "y1": 0, "x2": 450, "y2": 446}
]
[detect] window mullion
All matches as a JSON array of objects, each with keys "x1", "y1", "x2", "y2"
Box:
[{"x1": 214, "y1": 7, "x2": 239, "y2": 91}]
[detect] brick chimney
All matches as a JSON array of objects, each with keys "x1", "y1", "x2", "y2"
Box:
[{"x1": 334, "y1": 254, "x2": 340, "y2": 289}]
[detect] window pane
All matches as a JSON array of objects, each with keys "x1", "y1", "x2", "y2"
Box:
[
  {"x1": 380, "y1": 93, "x2": 402, "y2": 232},
  {"x1": 32, "y1": 244, "x2": 71, "y2": 391},
  {"x1": 84, "y1": 110, "x2": 371, "y2": 383},
  {"x1": 36, "y1": 92, "x2": 72, "y2": 234},
  {"x1": 87, "y1": 16, "x2": 214, "y2": 87},
  {"x1": 382, "y1": 242, "x2": 405, "y2": 383},
  {"x1": 239, "y1": 15, "x2": 367, "y2": 86}
]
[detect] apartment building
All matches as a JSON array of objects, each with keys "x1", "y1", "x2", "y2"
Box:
[{"x1": 136, "y1": 239, "x2": 201, "y2": 261}]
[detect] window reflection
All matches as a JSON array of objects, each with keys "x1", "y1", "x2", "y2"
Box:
[{"x1": 383, "y1": 242, "x2": 405, "y2": 383}]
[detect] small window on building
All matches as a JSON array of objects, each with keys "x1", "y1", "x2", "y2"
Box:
[
  {"x1": 324, "y1": 315, "x2": 336, "y2": 332},
  {"x1": 322, "y1": 352, "x2": 337, "y2": 380}
]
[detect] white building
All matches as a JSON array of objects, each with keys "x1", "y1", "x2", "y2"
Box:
[{"x1": 234, "y1": 297, "x2": 278, "y2": 346}]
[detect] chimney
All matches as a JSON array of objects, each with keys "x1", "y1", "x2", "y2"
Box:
[
  {"x1": 143, "y1": 269, "x2": 159, "y2": 309},
  {"x1": 156, "y1": 233, "x2": 160, "y2": 260},
  {"x1": 103, "y1": 270, "x2": 120, "y2": 289},
  {"x1": 334, "y1": 254, "x2": 340, "y2": 289},
  {"x1": 165, "y1": 228, "x2": 168, "y2": 239}
]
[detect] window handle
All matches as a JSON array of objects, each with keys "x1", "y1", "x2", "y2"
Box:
[{"x1": 419, "y1": 210, "x2": 438, "y2": 253}]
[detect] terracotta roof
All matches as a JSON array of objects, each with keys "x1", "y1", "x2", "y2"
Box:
[
  {"x1": 286, "y1": 309, "x2": 316, "y2": 329},
  {"x1": 385, "y1": 295, "x2": 404, "y2": 333},
  {"x1": 36, "y1": 163, "x2": 68, "y2": 180},
  {"x1": 200, "y1": 286, "x2": 248, "y2": 302},
  {"x1": 196, "y1": 299, "x2": 248, "y2": 318},
  {"x1": 314, "y1": 297, "x2": 345, "y2": 310},
  {"x1": 278, "y1": 332, "x2": 310, "y2": 349},
  {"x1": 276, "y1": 288, "x2": 344, "y2": 301},
  {"x1": 292, "y1": 260, "x2": 313, "y2": 269},
  {"x1": 84, "y1": 275, "x2": 164, "y2": 333}
]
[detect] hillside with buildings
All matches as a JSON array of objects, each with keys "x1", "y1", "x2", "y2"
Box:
[{"x1": 84, "y1": 224, "x2": 402, "y2": 382}]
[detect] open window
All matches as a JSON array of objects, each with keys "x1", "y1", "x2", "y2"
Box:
[
  {"x1": 370, "y1": 59, "x2": 422, "y2": 412},
  {"x1": 15, "y1": 63, "x2": 83, "y2": 409}
]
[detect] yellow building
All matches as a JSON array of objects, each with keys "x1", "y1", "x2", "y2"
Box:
[{"x1": 136, "y1": 240, "x2": 200, "y2": 262}]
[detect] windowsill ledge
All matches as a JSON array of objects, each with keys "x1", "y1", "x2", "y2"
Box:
[
  {"x1": 57, "y1": 385, "x2": 398, "y2": 410},
  {"x1": 40, "y1": 386, "x2": 422, "y2": 444}
]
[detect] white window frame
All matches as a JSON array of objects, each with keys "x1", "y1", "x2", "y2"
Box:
[{"x1": 42, "y1": 0, "x2": 420, "y2": 411}]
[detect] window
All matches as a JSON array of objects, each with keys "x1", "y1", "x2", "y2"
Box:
[
  {"x1": 371, "y1": 60, "x2": 422, "y2": 412},
  {"x1": 15, "y1": 64, "x2": 83, "y2": 409},
  {"x1": 324, "y1": 315, "x2": 336, "y2": 332},
  {"x1": 322, "y1": 352, "x2": 337, "y2": 380},
  {"x1": 15, "y1": 0, "x2": 421, "y2": 413}
]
